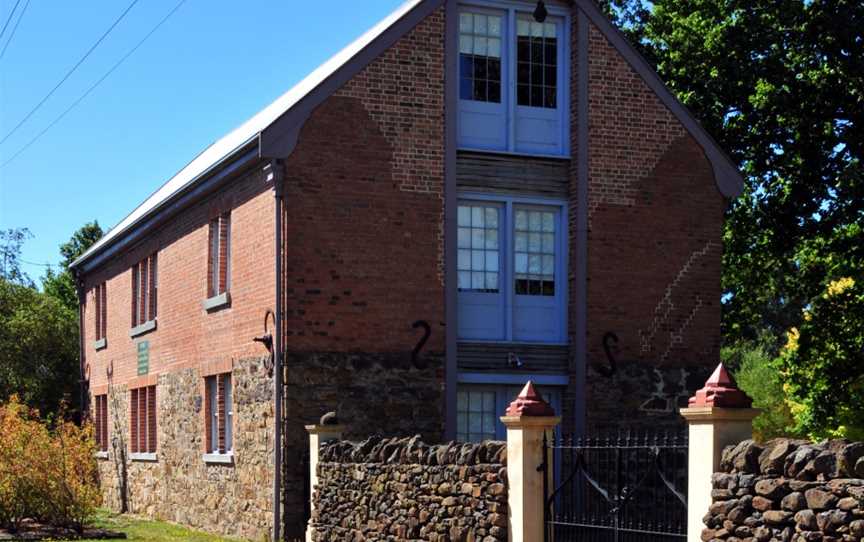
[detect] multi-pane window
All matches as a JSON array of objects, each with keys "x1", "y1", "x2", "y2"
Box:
[
  {"x1": 457, "y1": 385, "x2": 562, "y2": 442},
  {"x1": 514, "y1": 209, "x2": 556, "y2": 296},
  {"x1": 130, "y1": 386, "x2": 157, "y2": 454},
  {"x1": 205, "y1": 374, "x2": 233, "y2": 454},
  {"x1": 456, "y1": 388, "x2": 497, "y2": 442},
  {"x1": 459, "y1": 12, "x2": 503, "y2": 103},
  {"x1": 131, "y1": 254, "x2": 157, "y2": 328},
  {"x1": 207, "y1": 213, "x2": 231, "y2": 298},
  {"x1": 516, "y1": 18, "x2": 558, "y2": 109},
  {"x1": 457, "y1": 6, "x2": 567, "y2": 155},
  {"x1": 457, "y1": 198, "x2": 565, "y2": 343},
  {"x1": 458, "y1": 205, "x2": 500, "y2": 293},
  {"x1": 94, "y1": 282, "x2": 107, "y2": 341},
  {"x1": 93, "y1": 394, "x2": 108, "y2": 452}
]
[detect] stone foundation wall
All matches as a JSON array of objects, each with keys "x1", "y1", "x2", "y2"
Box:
[
  {"x1": 311, "y1": 436, "x2": 507, "y2": 541},
  {"x1": 281, "y1": 351, "x2": 445, "y2": 538},
  {"x1": 704, "y1": 438, "x2": 864, "y2": 541},
  {"x1": 96, "y1": 357, "x2": 274, "y2": 541}
]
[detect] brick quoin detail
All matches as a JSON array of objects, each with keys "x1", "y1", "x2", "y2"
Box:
[{"x1": 578, "y1": 20, "x2": 724, "y2": 427}]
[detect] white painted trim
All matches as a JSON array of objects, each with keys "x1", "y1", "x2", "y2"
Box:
[
  {"x1": 93, "y1": 338, "x2": 107, "y2": 351},
  {"x1": 94, "y1": 451, "x2": 109, "y2": 460},
  {"x1": 129, "y1": 452, "x2": 157, "y2": 462},
  {"x1": 458, "y1": 372, "x2": 569, "y2": 386},
  {"x1": 202, "y1": 452, "x2": 234, "y2": 465}
]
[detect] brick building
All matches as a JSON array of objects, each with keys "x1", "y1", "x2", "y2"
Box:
[{"x1": 71, "y1": 0, "x2": 742, "y2": 539}]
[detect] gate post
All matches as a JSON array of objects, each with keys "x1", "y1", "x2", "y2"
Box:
[
  {"x1": 305, "y1": 421, "x2": 344, "y2": 542},
  {"x1": 501, "y1": 382, "x2": 560, "y2": 542},
  {"x1": 680, "y1": 364, "x2": 758, "y2": 542}
]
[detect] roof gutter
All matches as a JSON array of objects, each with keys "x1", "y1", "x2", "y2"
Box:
[{"x1": 71, "y1": 138, "x2": 260, "y2": 274}]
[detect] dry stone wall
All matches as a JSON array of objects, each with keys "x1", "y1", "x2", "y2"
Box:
[
  {"x1": 311, "y1": 436, "x2": 507, "y2": 541},
  {"x1": 704, "y1": 438, "x2": 864, "y2": 542}
]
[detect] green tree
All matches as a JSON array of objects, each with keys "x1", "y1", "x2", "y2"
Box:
[
  {"x1": 0, "y1": 229, "x2": 34, "y2": 287},
  {"x1": 0, "y1": 222, "x2": 103, "y2": 417},
  {"x1": 0, "y1": 279, "x2": 79, "y2": 416},
  {"x1": 41, "y1": 221, "x2": 102, "y2": 312},
  {"x1": 777, "y1": 275, "x2": 864, "y2": 440}
]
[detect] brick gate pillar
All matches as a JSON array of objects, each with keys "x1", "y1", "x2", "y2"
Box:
[
  {"x1": 680, "y1": 364, "x2": 759, "y2": 542},
  {"x1": 305, "y1": 421, "x2": 344, "y2": 542},
  {"x1": 501, "y1": 382, "x2": 560, "y2": 542}
]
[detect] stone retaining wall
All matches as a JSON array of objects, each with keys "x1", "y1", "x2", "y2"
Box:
[
  {"x1": 311, "y1": 436, "x2": 507, "y2": 541},
  {"x1": 704, "y1": 438, "x2": 864, "y2": 541}
]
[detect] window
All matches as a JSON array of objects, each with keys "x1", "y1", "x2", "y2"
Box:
[
  {"x1": 93, "y1": 394, "x2": 108, "y2": 453},
  {"x1": 131, "y1": 254, "x2": 157, "y2": 329},
  {"x1": 457, "y1": 197, "x2": 566, "y2": 343},
  {"x1": 207, "y1": 213, "x2": 231, "y2": 299},
  {"x1": 130, "y1": 385, "x2": 157, "y2": 455},
  {"x1": 205, "y1": 374, "x2": 233, "y2": 455},
  {"x1": 94, "y1": 282, "x2": 107, "y2": 343},
  {"x1": 457, "y1": 384, "x2": 561, "y2": 442},
  {"x1": 458, "y1": 6, "x2": 567, "y2": 155},
  {"x1": 457, "y1": 388, "x2": 497, "y2": 442}
]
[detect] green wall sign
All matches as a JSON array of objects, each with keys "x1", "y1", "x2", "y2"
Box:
[{"x1": 137, "y1": 341, "x2": 149, "y2": 375}]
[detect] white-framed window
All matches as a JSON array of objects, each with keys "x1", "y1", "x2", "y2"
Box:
[
  {"x1": 457, "y1": 195, "x2": 567, "y2": 343},
  {"x1": 457, "y1": 384, "x2": 561, "y2": 442},
  {"x1": 206, "y1": 374, "x2": 233, "y2": 455},
  {"x1": 458, "y1": 4, "x2": 569, "y2": 156}
]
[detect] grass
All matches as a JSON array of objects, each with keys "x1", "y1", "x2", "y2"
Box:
[{"x1": 76, "y1": 509, "x2": 238, "y2": 541}]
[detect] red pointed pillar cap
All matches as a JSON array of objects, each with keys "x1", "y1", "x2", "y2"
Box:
[
  {"x1": 688, "y1": 363, "x2": 753, "y2": 408},
  {"x1": 505, "y1": 381, "x2": 556, "y2": 417}
]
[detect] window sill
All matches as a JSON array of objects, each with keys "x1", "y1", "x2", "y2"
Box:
[
  {"x1": 93, "y1": 338, "x2": 107, "y2": 351},
  {"x1": 457, "y1": 147, "x2": 572, "y2": 161},
  {"x1": 129, "y1": 452, "x2": 157, "y2": 462},
  {"x1": 95, "y1": 451, "x2": 109, "y2": 460},
  {"x1": 202, "y1": 292, "x2": 231, "y2": 312},
  {"x1": 129, "y1": 319, "x2": 157, "y2": 338},
  {"x1": 202, "y1": 452, "x2": 234, "y2": 465}
]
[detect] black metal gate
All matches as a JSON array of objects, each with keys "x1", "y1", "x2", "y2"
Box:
[{"x1": 541, "y1": 431, "x2": 688, "y2": 542}]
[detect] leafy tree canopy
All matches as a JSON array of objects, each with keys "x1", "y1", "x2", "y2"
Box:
[{"x1": 599, "y1": 0, "x2": 863, "y2": 436}]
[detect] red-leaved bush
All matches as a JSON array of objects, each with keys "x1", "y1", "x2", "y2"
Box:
[{"x1": 0, "y1": 396, "x2": 101, "y2": 532}]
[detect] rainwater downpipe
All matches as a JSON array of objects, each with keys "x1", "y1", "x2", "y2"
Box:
[{"x1": 270, "y1": 158, "x2": 285, "y2": 542}]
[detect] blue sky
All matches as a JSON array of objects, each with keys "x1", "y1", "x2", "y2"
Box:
[{"x1": 0, "y1": 0, "x2": 404, "y2": 280}]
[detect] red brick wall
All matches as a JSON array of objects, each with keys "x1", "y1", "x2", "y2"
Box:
[
  {"x1": 575, "y1": 21, "x2": 725, "y2": 426},
  {"x1": 82, "y1": 164, "x2": 275, "y2": 391},
  {"x1": 281, "y1": 7, "x2": 446, "y2": 355}
]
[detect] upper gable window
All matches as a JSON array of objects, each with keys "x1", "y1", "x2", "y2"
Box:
[{"x1": 458, "y1": 5, "x2": 568, "y2": 156}]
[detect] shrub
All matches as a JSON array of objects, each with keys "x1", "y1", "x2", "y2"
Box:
[
  {"x1": 777, "y1": 275, "x2": 864, "y2": 440},
  {"x1": 0, "y1": 396, "x2": 101, "y2": 532},
  {"x1": 723, "y1": 334, "x2": 798, "y2": 442}
]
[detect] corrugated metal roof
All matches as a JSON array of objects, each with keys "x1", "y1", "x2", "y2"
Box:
[{"x1": 72, "y1": 0, "x2": 425, "y2": 269}]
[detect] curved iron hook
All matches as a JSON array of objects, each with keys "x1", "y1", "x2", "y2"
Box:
[
  {"x1": 598, "y1": 332, "x2": 619, "y2": 378},
  {"x1": 411, "y1": 320, "x2": 431, "y2": 367}
]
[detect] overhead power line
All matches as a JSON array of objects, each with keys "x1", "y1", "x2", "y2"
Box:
[
  {"x1": 0, "y1": 0, "x2": 30, "y2": 60},
  {"x1": 0, "y1": 0, "x2": 190, "y2": 169},
  {"x1": 0, "y1": 0, "x2": 141, "y2": 147},
  {"x1": 0, "y1": 0, "x2": 21, "y2": 43}
]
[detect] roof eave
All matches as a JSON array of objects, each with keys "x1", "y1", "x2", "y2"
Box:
[{"x1": 70, "y1": 138, "x2": 260, "y2": 273}]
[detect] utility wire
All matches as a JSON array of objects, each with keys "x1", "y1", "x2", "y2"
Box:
[
  {"x1": 0, "y1": 0, "x2": 189, "y2": 169},
  {"x1": 0, "y1": 0, "x2": 141, "y2": 146},
  {"x1": 0, "y1": 0, "x2": 30, "y2": 60},
  {"x1": 0, "y1": 0, "x2": 21, "y2": 43}
]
